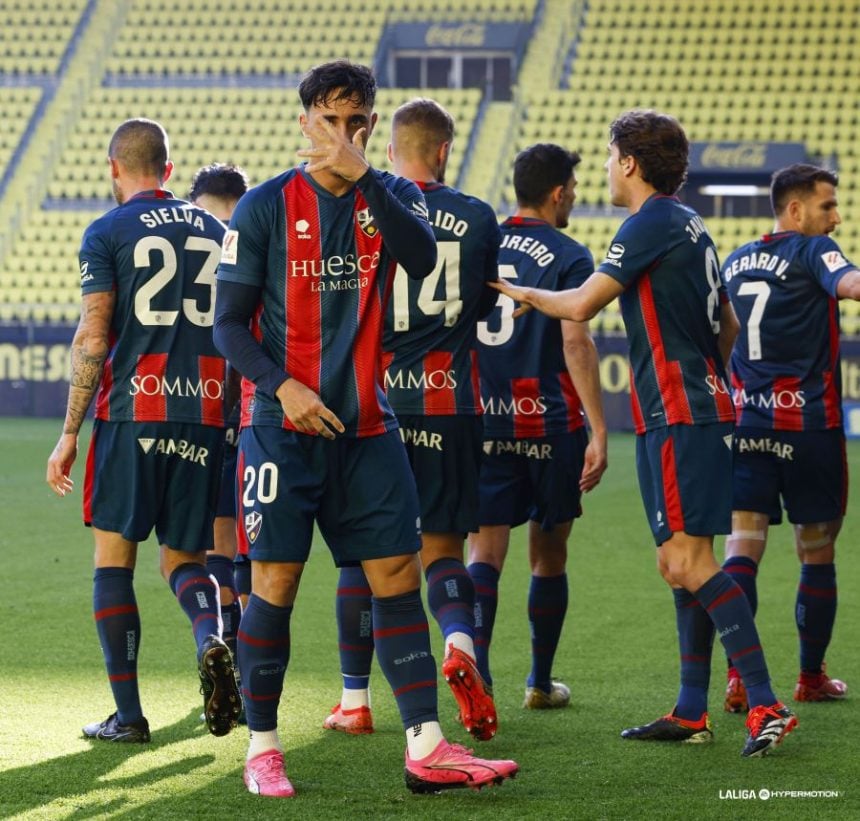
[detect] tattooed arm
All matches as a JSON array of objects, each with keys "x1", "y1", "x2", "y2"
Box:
[{"x1": 46, "y1": 290, "x2": 115, "y2": 496}]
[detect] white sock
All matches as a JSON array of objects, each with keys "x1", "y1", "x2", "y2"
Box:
[
  {"x1": 445, "y1": 631, "x2": 475, "y2": 659},
  {"x1": 247, "y1": 729, "x2": 281, "y2": 760},
  {"x1": 341, "y1": 682, "x2": 370, "y2": 710},
  {"x1": 405, "y1": 721, "x2": 444, "y2": 760}
]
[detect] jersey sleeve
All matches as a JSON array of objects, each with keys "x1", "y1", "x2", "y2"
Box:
[
  {"x1": 477, "y1": 207, "x2": 502, "y2": 318},
  {"x1": 216, "y1": 186, "x2": 271, "y2": 287},
  {"x1": 801, "y1": 235, "x2": 856, "y2": 296},
  {"x1": 596, "y1": 212, "x2": 665, "y2": 289},
  {"x1": 79, "y1": 215, "x2": 116, "y2": 295}
]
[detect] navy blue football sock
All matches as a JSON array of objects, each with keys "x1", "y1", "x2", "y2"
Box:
[
  {"x1": 796, "y1": 562, "x2": 837, "y2": 675},
  {"x1": 721, "y1": 556, "x2": 759, "y2": 671},
  {"x1": 168, "y1": 562, "x2": 221, "y2": 657},
  {"x1": 425, "y1": 558, "x2": 475, "y2": 645},
  {"x1": 93, "y1": 567, "x2": 143, "y2": 725},
  {"x1": 673, "y1": 587, "x2": 714, "y2": 720},
  {"x1": 335, "y1": 565, "x2": 374, "y2": 689},
  {"x1": 527, "y1": 573, "x2": 568, "y2": 692},
  {"x1": 467, "y1": 562, "x2": 499, "y2": 687},
  {"x1": 206, "y1": 554, "x2": 241, "y2": 656},
  {"x1": 695, "y1": 571, "x2": 777, "y2": 708},
  {"x1": 373, "y1": 589, "x2": 438, "y2": 728},
  {"x1": 233, "y1": 558, "x2": 251, "y2": 599},
  {"x1": 238, "y1": 594, "x2": 292, "y2": 732}
]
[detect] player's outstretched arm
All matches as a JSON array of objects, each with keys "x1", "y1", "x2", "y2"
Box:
[
  {"x1": 46, "y1": 290, "x2": 114, "y2": 496},
  {"x1": 717, "y1": 299, "x2": 740, "y2": 369},
  {"x1": 490, "y1": 271, "x2": 623, "y2": 322},
  {"x1": 836, "y1": 269, "x2": 860, "y2": 301}
]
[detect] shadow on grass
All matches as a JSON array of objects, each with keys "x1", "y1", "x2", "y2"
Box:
[{"x1": 0, "y1": 708, "x2": 214, "y2": 819}]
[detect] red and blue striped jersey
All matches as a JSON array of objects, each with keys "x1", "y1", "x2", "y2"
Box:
[
  {"x1": 476, "y1": 216, "x2": 591, "y2": 438},
  {"x1": 217, "y1": 167, "x2": 431, "y2": 437},
  {"x1": 723, "y1": 231, "x2": 854, "y2": 430},
  {"x1": 596, "y1": 195, "x2": 735, "y2": 434},
  {"x1": 383, "y1": 182, "x2": 499, "y2": 415},
  {"x1": 80, "y1": 190, "x2": 228, "y2": 427}
]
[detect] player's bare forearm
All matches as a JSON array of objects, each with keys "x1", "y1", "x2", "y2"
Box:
[
  {"x1": 63, "y1": 292, "x2": 114, "y2": 435},
  {"x1": 562, "y1": 324, "x2": 608, "y2": 490},
  {"x1": 717, "y1": 300, "x2": 740, "y2": 370}
]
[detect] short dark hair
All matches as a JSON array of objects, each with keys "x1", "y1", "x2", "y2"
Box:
[
  {"x1": 513, "y1": 143, "x2": 580, "y2": 208},
  {"x1": 298, "y1": 60, "x2": 376, "y2": 110},
  {"x1": 392, "y1": 97, "x2": 455, "y2": 150},
  {"x1": 770, "y1": 163, "x2": 839, "y2": 215},
  {"x1": 108, "y1": 118, "x2": 169, "y2": 178},
  {"x1": 188, "y1": 163, "x2": 249, "y2": 202},
  {"x1": 609, "y1": 109, "x2": 688, "y2": 195}
]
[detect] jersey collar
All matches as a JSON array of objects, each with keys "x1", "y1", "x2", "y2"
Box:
[{"x1": 129, "y1": 189, "x2": 174, "y2": 201}]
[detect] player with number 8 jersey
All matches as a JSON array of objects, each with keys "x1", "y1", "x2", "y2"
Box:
[{"x1": 80, "y1": 190, "x2": 228, "y2": 425}]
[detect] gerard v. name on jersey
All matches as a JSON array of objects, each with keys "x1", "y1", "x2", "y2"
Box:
[{"x1": 723, "y1": 251, "x2": 790, "y2": 281}]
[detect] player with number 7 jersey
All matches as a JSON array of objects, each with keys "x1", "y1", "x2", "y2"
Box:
[{"x1": 80, "y1": 189, "x2": 229, "y2": 426}]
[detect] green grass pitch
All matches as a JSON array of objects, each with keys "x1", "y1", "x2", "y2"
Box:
[{"x1": 1, "y1": 418, "x2": 857, "y2": 819}]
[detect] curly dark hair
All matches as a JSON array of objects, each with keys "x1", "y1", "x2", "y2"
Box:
[
  {"x1": 188, "y1": 162, "x2": 249, "y2": 202},
  {"x1": 609, "y1": 110, "x2": 688, "y2": 195},
  {"x1": 770, "y1": 163, "x2": 838, "y2": 215},
  {"x1": 298, "y1": 60, "x2": 376, "y2": 110}
]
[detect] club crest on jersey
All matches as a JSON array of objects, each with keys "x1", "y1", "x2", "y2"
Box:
[
  {"x1": 245, "y1": 511, "x2": 263, "y2": 543},
  {"x1": 221, "y1": 229, "x2": 239, "y2": 264},
  {"x1": 356, "y1": 208, "x2": 378, "y2": 237},
  {"x1": 821, "y1": 250, "x2": 847, "y2": 273}
]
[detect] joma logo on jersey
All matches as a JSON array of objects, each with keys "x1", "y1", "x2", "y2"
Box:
[
  {"x1": 356, "y1": 208, "x2": 378, "y2": 237},
  {"x1": 137, "y1": 437, "x2": 209, "y2": 465},
  {"x1": 130, "y1": 375, "x2": 224, "y2": 400},
  {"x1": 481, "y1": 395, "x2": 548, "y2": 416},
  {"x1": 289, "y1": 252, "x2": 380, "y2": 277},
  {"x1": 384, "y1": 368, "x2": 457, "y2": 391},
  {"x1": 733, "y1": 387, "x2": 806, "y2": 410},
  {"x1": 295, "y1": 219, "x2": 312, "y2": 240}
]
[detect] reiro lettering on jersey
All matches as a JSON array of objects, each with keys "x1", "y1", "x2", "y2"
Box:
[
  {"x1": 139, "y1": 206, "x2": 207, "y2": 232},
  {"x1": 482, "y1": 395, "x2": 548, "y2": 416},
  {"x1": 724, "y1": 251, "x2": 790, "y2": 282},
  {"x1": 289, "y1": 252, "x2": 381, "y2": 277},
  {"x1": 129, "y1": 374, "x2": 224, "y2": 400},
  {"x1": 500, "y1": 232, "x2": 555, "y2": 267},
  {"x1": 384, "y1": 368, "x2": 457, "y2": 391},
  {"x1": 430, "y1": 208, "x2": 469, "y2": 237}
]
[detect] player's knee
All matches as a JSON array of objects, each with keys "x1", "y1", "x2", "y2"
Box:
[
  {"x1": 252, "y1": 561, "x2": 304, "y2": 606},
  {"x1": 794, "y1": 522, "x2": 837, "y2": 563},
  {"x1": 725, "y1": 510, "x2": 768, "y2": 560}
]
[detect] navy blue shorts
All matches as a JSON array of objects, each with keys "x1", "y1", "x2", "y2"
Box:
[
  {"x1": 636, "y1": 422, "x2": 733, "y2": 545},
  {"x1": 397, "y1": 414, "x2": 482, "y2": 535},
  {"x1": 477, "y1": 428, "x2": 587, "y2": 532},
  {"x1": 215, "y1": 424, "x2": 239, "y2": 518},
  {"x1": 84, "y1": 419, "x2": 224, "y2": 552},
  {"x1": 236, "y1": 426, "x2": 421, "y2": 564},
  {"x1": 733, "y1": 426, "x2": 847, "y2": 524}
]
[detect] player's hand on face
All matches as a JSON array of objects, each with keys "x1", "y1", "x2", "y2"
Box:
[
  {"x1": 275, "y1": 377, "x2": 345, "y2": 440},
  {"x1": 488, "y1": 280, "x2": 534, "y2": 318},
  {"x1": 46, "y1": 433, "x2": 77, "y2": 497},
  {"x1": 298, "y1": 118, "x2": 370, "y2": 182}
]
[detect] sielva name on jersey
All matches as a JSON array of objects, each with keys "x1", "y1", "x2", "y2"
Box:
[
  {"x1": 482, "y1": 395, "x2": 548, "y2": 416},
  {"x1": 733, "y1": 387, "x2": 806, "y2": 410},
  {"x1": 500, "y1": 233, "x2": 555, "y2": 267},
  {"x1": 384, "y1": 368, "x2": 457, "y2": 391},
  {"x1": 137, "y1": 437, "x2": 210, "y2": 465},
  {"x1": 289, "y1": 252, "x2": 380, "y2": 277},
  {"x1": 139, "y1": 206, "x2": 207, "y2": 232},
  {"x1": 129, "y1": 374, "x2": 224, "y2": 400}
]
